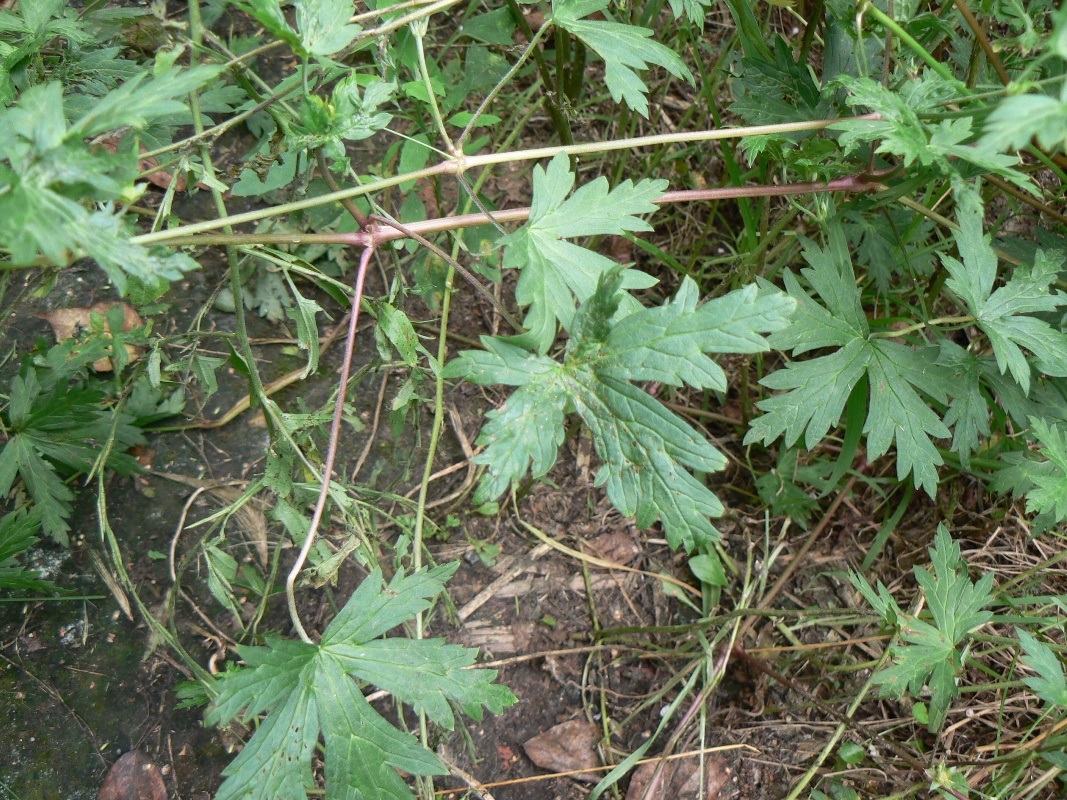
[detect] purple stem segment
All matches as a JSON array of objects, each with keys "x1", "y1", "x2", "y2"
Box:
[{"x1": 285, "y1": 244, "x2": 375, "y2": 644}]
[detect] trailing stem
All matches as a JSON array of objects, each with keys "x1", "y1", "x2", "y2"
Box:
[{"x1": 285, "y1": 244, "x2": 375, "y2": 644}]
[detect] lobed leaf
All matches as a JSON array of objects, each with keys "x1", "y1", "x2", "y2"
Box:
[
  {"x1": 942, "y1": 209, "x2": 1067, "y2": 394},
  {"x1": 1017, "y1": 628, "x2": 1067, "y2": 708},
  {"x1": 552, "y1": 0, "x2": 692, "y2": 117},
  {"x1": 746, "y1": 223, "x2": 953, "y2": 496},
  {"x1": 856, "y1": 525, "x2": 994, "y2": 731},
  {"x1": 209, "y1": 565, "x2": 513, "y2": 800},
  {"x1": 502, "y1": 154, "x2": 665, "y2": 353},
  {"x1": 449, "y1": 268, "x2": 794, "y2": 550}
]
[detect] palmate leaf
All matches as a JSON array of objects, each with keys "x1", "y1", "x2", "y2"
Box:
[
  {"x1": 981, "y1": 93, "x2": 1067, "y2": 155},
  {"x1": 0, "y1": 74, "x2": 211, "y2": 293},
  {"x1": 851, "y1": 526, "x2": 993, "y2": 731},
  {"x1": 235, "y1": 0, "x2": 361, "y2": 58},
  {"x1": 550, "y1": 0, "x2": 692, "y2": 118},
  {"x1": 447, "y1": 267, "x2": 794, "y2": 551},
  {"x1": 729, "y1": 36, "x2": 830, "y2": 127},
  {"x1": 502, "y1": 154, "x2": 665, "y2": 354},
  {"x1": 209, "y1": 564, "x2": 515, "y2": 800},
  {"x1": 0, "y1": 362, "x2": 144, "y2": 545},
  {"x1": 665, "y1": 0, "x2": 711, "y2": 27},
  {"x1": 935, "y1": 342, "x2": 989, "y2": 469},
  {"x1": 0, "y1": 508, "x2": 53, "y2": 593},
  {"x1": 1017, "y1": 628, "x2": 1067, "y2": 708},
  {"x1": 941, "y1": 208, "x2": 1067, "y2": 394},
  {"x1": 991, "y1": 417, "x2": 1067, "y2": 531},
  {"x1": 745, "y1": 224, "x2": 951, "y2": 496}
]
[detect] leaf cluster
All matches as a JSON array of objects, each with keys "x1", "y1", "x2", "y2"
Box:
[
  {"x1": 0, "y1": 508, "x2": 52, "y2": 593},
  {"x1": 0, "y1": 71, "x2": 216, "y2": 292},
  {"x1": 0, "y1": 337, "x2": 146, "y2": 544},
  {"x1": 748, "y1": 207, "x2": 1067, "y2": 498}
]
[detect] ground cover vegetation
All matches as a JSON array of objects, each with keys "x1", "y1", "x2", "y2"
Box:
[{"x1": 2, "y1": 0, "x2": 1067, "y2": 797}]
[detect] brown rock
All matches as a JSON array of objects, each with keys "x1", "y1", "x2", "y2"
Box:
[
  {"x1": 98, "y1": 750, "x2": 167, "y2": 800},
  {"x1": 523, "y1": 720, "x2": 602, "y2": 782},
  {"x1": 625, "y1": 754, "x2": 731, "y2": 800}
]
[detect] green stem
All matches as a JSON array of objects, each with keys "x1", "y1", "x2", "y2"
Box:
[
  {"x1": 457, "y1": 24, "x2": 549, "y2": 149},
  {"x1": 504, "y1": 0, "x2": 572, "y2": 145},
  {"x1": 412, "y1": 21, "x2": 455, "y2": 152},
  {"x1": 782, "y1": 645, "x2": 895, "y2": 800},
  {"x1": 862, "y1": 3, "x2": 961, "y2": 87},
  {"x1": 868, "y1": 314, "x2": 975, "y2": 339}
]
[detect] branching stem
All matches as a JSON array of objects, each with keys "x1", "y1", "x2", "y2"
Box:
[
  {"x1": 148, "y1": 172, "x2": 884, "y2": 249},
  {"x1": 130, "y1": 115, "x2": 881, "y2": 245}
]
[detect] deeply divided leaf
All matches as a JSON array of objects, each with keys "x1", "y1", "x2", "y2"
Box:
[
  {"x1": 853, "y1": 525, "x2": 993, "y2": 731},
  {"x1": 745, "y1": 224, "x2": 951, "y2": 496},
  {"x1": 209, "y1": 565, "x2": 515, "y2": 800},
  {"x1": 503, "y1": 154, "x2": 665, "y2": 353},
  {"x1": 551, "y1": 0, "x2": 693, "y2": 117},
  {"x1": 448, "y1": 268, "x2": 794, "y2": 551}
]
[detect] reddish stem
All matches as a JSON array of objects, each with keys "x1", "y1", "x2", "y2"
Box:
[
  {"x1": 157, "y1": 172, "x2": 886, "y2": 250},
  {"x1": 285, "y1": 244, "x2": 375, "y2": 644}
]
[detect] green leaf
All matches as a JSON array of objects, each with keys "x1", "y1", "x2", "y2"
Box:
[
  {"x1": 0, "y1": 362, "x2": 143, "y2": 544},
  {"x1": 191, "y1": 354, "x2": 226, "y2": 400},
  {"x1": 66, "y1": 66, "x2": 225, "y2": 138},
  {"x1": 832, "y1": 75, "x2": 1034, "y2": 192},
  {"x1": 935, "y1": 342, "x2": 989, "y2": 469},
  {"x1": 0, "y1": 78, "x2": 204, "y2": 293},
  {"x1": 460, "y1": 7, "x2": 516, "y2": 45},
  {"x1": 232, "y1": 150, "x2": 300, "y2": 197},
  {"x1": 501, "y1": 154, "x2": 665, "y2": 353},
  {"x1": 284, "y1": 277, "x2": 324, "y2": 379},
  {"x1": 372, "y1": 301, "x2": 421, "y2": 367},
  {"x1": 209, "y1": 565, "x2": 513, "y2": 800},
  {"x1": 729, "y1": 36, "x2": 829, "y2": 127},
  {"x1": 666, "y1": 0, "x2": 711, "y2": 26},
  {"x1": 295, "y1": 0, "x2": 361, "y2": 56},
  {"x1": 746, "y1": 224, "x2": 951, "y2": 496},
  {"x1": 316, "y1": 657, "x2": 444, "y2": 800},
  {"x1": 982, "y1": 93, "x2": 1067, "y2": 154},
  {"x1": 205, "y1": 543, "x2": 241, "y2": 617},
  {"x1": 1017, "y1": 628, "x2": 1067, "y2": 708},
  {"x1": 856, "y1": 525, "x2": 993, "y2": 731},
  {"x1": 1005, "y1": 417, "x2": 1067, "y2": 527},
  {"x1": 330, "y1": 77, "x2": 393, "y2": 140},
  {"x1": 450, "y1": 268, "x2": 794, "y2": 551},
  {"x1": 232, "y1": 0, "x2": 304, "y2": 55},
  {"x1": 551, "y1": 0, "x2": 692, "y2": 117},
  {"x1": 755, "y1": 448, "x2": 822, "y2": 527},
  {"x1": 688, "y1": 552, "x2": 726, "y2": 586},
  {"x1": 0, "y1": 508, "x2": 52, "y2": 593},
  {"x1": 942, "y1": 209, "x2": 1067, "y2": 394}
]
